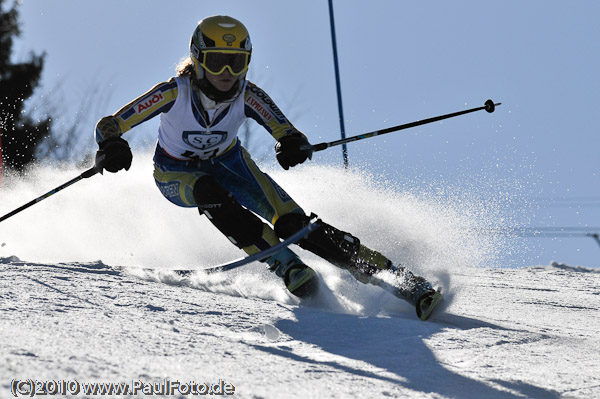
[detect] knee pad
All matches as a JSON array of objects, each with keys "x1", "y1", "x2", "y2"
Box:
[
  {"x1": 275, "y1": 213, "x2": 361, "y2": 268},
  {"x1": 274, "y1": 213, "x2": 311, "y2": 239},
  {"x1": 302, "y1": 220, "x2": 361, "y2": 266},
  {"x1": 193, "y1": 176, "x2": 263, "y2": 248}
]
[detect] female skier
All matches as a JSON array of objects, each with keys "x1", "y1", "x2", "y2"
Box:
[{"x1": 93, "y1": 15, "x2": 440, "y2": 319}]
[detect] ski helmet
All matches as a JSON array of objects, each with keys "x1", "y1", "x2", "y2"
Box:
[{"x1": 190, "y1": 15, "x2": 252, "y2": 80}]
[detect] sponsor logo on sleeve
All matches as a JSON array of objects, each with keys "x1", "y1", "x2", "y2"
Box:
[
  {"x1": 246, "y1": 86, "x2": 286, "y2": 123},
  {"x1": 135, "y1": 92, "x2": 165, "y2": 114},
  {"x1": 245, "y1": 97, "x2": 272, "y2": 122}
]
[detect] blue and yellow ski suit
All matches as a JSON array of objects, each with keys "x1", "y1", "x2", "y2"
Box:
[
  {"x1": 95, "y1": 76, "x2": 309, "y2": 257},
  {"x1": 93, "y1": 74, "x2": 427, "y2": 303}
]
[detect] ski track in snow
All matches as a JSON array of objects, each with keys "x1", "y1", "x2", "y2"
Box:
[
  {"x1": 1, "y1": 257, "x2": 598, "y2": 399},
  {"x1": 1, "y1": 159, "x2": 599, "y2": 398}
]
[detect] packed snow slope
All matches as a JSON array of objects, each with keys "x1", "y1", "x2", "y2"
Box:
[{"x1": 1, "y1": 154, "x2": 599, "y2": 398}]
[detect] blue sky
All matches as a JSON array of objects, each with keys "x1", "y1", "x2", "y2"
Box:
[{"x1": 10, "y1": 0, "x2": 600, "y2": 267}]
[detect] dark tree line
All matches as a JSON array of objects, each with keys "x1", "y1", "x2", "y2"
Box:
[{"x1": 0, "y1": 0, "x2": 50, "y2": 173}]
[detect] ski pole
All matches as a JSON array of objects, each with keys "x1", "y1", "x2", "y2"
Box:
[
  {"x1": 181, "y1": 220, "x2": 321, "y2": 275},
  {"x1": 0, "y1": 166, "x2": 100, "y2": 223},
  {"x1": 304, "y1": 99, "x2": 501, "y2": 152}
]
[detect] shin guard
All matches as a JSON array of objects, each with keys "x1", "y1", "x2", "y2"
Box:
[{"x1": 274, "y1": 213, "x2": 390, "y2": 274}]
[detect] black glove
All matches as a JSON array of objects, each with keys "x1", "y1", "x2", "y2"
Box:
[
  {"x1": 275, "y1": 132, "x2": 313, "y2": 170},
  {"x1": 95, "y1": 136, "x2": 132, "y2": 173}
]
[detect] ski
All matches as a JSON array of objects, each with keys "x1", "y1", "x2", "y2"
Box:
[{"x1": 172, "y1": 221, "x2": 320, "y2": 277}]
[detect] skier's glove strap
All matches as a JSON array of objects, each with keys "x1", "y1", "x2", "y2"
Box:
[
  {"x1": 95, "y1": 136, "x2": 132, "y2": 173},
  {"x1": 275, "y1": 132, "x2": 313, "y2": 170}
]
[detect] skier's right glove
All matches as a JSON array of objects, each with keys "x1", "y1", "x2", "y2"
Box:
[
  {"x1": 95, "y1": 136, "x2": 132, "y2": 173},
  {"x1": 275, "y1": 132, "x2": 313, "y2": 170}
]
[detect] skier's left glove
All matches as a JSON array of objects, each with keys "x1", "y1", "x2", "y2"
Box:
[
  {"x1": 275, "y1": 132, "x2": 313, "y2": 170},
  {"x1": 95, "y1": 136, "x2": 132, "y2": 173}
]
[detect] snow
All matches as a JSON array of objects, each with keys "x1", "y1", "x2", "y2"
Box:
[{"x1": 1, "y1": 155, "x2": 599, "y2": 398}]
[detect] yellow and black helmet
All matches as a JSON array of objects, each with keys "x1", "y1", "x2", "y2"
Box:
[{"x1": 190, "y1": 16, "x2": 252, "y2": 80}]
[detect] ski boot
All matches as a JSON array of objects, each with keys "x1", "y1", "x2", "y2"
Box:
[
  {"x1": 266, "y1": 248, "x2": 319, "y2": 298},
  {"x1": 388, "y1": 263, "x2": 442, "y2": 321},
  {"x1": 416, "y1": 289, "x2": 443, "y2": 321},
  {"x1": 274, "y1": 214, "x2": 442, "y2": 317},
  {"x1": 349, "y1": 255, "x2": 443, "y2": 320}
]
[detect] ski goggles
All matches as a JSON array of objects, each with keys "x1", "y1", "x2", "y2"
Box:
[{"x1": 199, "y1": 50, "x2": 250, "y2": 76}]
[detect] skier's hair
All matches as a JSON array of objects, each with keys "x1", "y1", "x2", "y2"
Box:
[{"x1": 176, "y1": 57, "x2": 195, "y2": 77}]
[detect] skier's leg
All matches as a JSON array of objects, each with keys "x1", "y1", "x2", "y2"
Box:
[
  {"x1": 274, "y1": 213, "x2": 384, "y2": 273},
  {"x1": 204, "y1": 145, "x2": 438, "y2": 315},
  {"x1": 213, "y1": 145, "x2": 302, "y2": 225},
  {"x1": 274, "y1": 213, "x2": 435, "y2": 306},
  {"x1": 152, "y1": 153, "x2": 317, "y2": 297},
  {"x1": 192, "y1": 175, "x2": 318, "y2": 297},
  {"x1": 201, "y1": 145, "x2": 319, "y2": 297}
]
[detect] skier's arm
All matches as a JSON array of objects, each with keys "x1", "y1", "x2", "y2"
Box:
[
  {"x1": 94, "y1": 79, "x2": 179, "y2": 143},
  {"x1": 243, "y1": 82, "x2": 313, "y2": 169},
  {"x1": 243, "y1": 81, "x2": 300, "y2": 141},
  {"x1": 93, "y1": 79, "x2": 178, "y2": 173}
]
